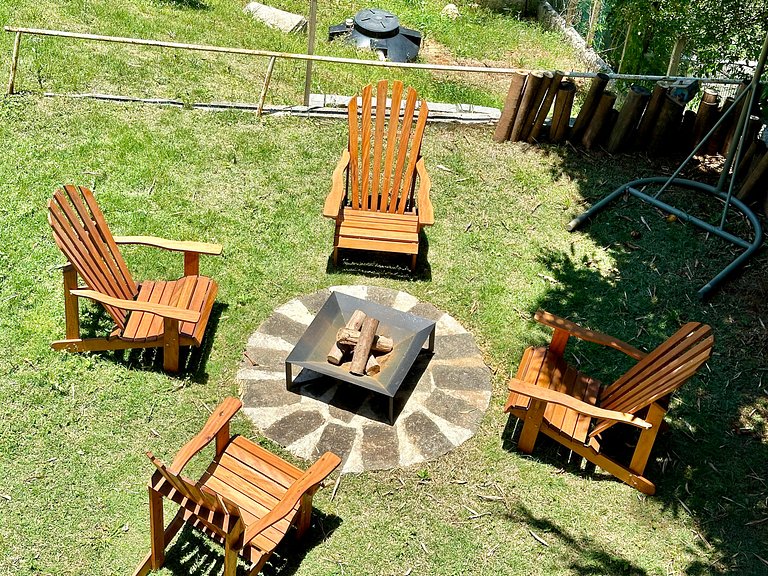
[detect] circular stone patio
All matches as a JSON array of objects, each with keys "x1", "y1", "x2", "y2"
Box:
[{"x1": 237, "y1": 285, "x2": 491, "y2": 473}]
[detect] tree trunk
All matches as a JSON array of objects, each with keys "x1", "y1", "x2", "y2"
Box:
[{"x1": 666, "y1": 36, "x2": 687, "y2": 76}]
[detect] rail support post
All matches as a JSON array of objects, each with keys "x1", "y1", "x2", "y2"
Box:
[{"x1": 7, "y1": 31, "x2": 21, "y2": 95}]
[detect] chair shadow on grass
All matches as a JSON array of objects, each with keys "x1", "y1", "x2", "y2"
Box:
[
  {"x1": 325, "y1": 230, "x2": 432, "y2": 281},
  {"x1": 77, "y1": 301, "x2": 227, "y2": 381},
  {"x1": 157, "y1": 508, "x2": 342, "y2": 576},
  {"x1": 516, "y1": 141, "x2": 768, "y2": 574}
]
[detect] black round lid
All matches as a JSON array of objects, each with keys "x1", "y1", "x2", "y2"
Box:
[{"x1": 353, "y1": 8, "x2": 400, "y2": 38}]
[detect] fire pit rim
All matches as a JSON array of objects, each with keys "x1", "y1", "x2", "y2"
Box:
[{"x1": 285, "y1": 291, "x2": 436, "y2": 398}]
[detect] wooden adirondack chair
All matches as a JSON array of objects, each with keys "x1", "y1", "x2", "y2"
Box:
[
  {"x1": 323, "y1": 80, "x2": 434, "y2": 271},
  {"x1": 48, "y1": 184, "x2": 222, "y2": 372},
  {"x1": 133, "y1": 397, "x2": 342, "y2": 576},
  {"x1": 504, "y1": 311, "x2": 713, "y2": 494}
]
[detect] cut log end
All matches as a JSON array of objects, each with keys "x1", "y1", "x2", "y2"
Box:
[{"x1": 365, "y1": 354, "x2": 380, "y2": 376}]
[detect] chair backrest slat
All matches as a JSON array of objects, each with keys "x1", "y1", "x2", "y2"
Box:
[
  {"x1": 397, "y1": 103, "x2": 429, "y2": 214},
  {"x1": 382, "y1": 80, "x2": 404, "y2": 208},
  {"x1": 48, "y1": 186, "x2": 137, "y2": 329},
  {"x1": 389, "y1": 87, "x2": 418, "y2": 214},
  {"x1": 61, "y1": 186, "x2": 136, "y2": 300},
  {"x1": 148, "y1": 453, "x2": 231, "y2": 517},
  {"x1": 591, "y1": 323, "x2": 713, "y2": 437},
  {"x1": 348, "y1": 97, "x2": 360, "y2": 209},
  {"x1": 359, "y1": 84, "x2": 373, "y2": 210},
  {"x1": 370, "y1": 80, "x2": 388, "y2": 210},
  {"x1": 346, "y1": 82, "x2": 428, "y2": 215}
]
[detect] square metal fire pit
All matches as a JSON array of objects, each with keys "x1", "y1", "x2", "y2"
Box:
[{"x1": 285, "y1": 292, "x2": 436, "y2": 424}]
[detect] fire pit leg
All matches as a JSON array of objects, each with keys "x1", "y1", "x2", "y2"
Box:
[
  {"x1": 427, "y1": 325, "x2": 435, "y2": 353},
  {"x1": 285, "y1": 361, "x2": 293, "y2": 390},
  {"x1": 389, "y1": 397, "x2": 394, "y2": 425}
]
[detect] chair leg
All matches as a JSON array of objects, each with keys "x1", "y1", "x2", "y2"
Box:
[
  {"x1": 133, "y1": 509, "x2": 185, "y2": 576},
  {"x1": 332, "y1": 247, "x2": 339, "y2": 266},
  {"x1": 223, "y1": 516, "x2": 245, "y2": 576},
  {"x1": 223, "y1": 543, "x2": 239, "y2": 576},
  {"x1": 517, "y1": 399, "x2": 546, "y2": 453},
  {"x1": 149, "y1": 487, "x2": 165, "y2": 570},
  {"x1": 629, "y1": 402, "x2": 666, "y2": 476},
  {"x1": 163, "y1": 318, "x2": 180, "y2": 372},
  {"x1": 295, "y1": 492, "x2": 314, "y2": 539},
  {"x1": 410, "y1": 253, "x2": 417, "y2": 272}
]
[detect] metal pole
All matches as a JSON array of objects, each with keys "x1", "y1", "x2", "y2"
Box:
[
  {"x1": 257, "y1": 56, "x2": 276, "y2": 118},
  {"x1": 717, "y1": 30, "x2": 768, "y2": 193},
  {"x1": 7, "y1": 31, "x2": 21, "y2": 94},
  {"x1": 303, "y1": 0, "x2": 317, "y2": 107},
  {"x1": 1, "y1": 26, "x2": 745, "y2": 83},
  {"x1": 714, "y1": 30, "x2": 768, "y2": 228}
]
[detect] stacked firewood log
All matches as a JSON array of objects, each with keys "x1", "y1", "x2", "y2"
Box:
[
  {"x1": 495, "y1": 73, "x2": 768, "y2": 215},
  {"x1": 327, "y1": 309, "x2": 392, "y2": 376}
]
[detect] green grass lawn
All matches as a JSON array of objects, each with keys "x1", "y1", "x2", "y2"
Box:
[{"x1": 1, "y1": 1, "x2": 767, "y2": 576}]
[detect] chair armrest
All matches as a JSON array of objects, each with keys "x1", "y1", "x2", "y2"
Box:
[
  {"x1": 534, "y1": 310, "x2": 646, "y2": 361},
  {"x1": 323, "y1": 151, "x2": 350, "y2": 219},
  {"x1": 415, "y1": 158, "x2": 434, "y2": 227},
  {"x1": 113, "y1": 236, "x2": 222, "y2": 256},
  {"x1": 507, "y1": 378, "x2": 651, "y2": 430},
  {"x1": 70, "y1": 289, "x2": 200, "y2": 323},
  {"x1": 243, "y1": 451, "x2": 341, "y2": 545},
  {"x1": 169, "y1": 397, "x2": 242, "y2": 474}
]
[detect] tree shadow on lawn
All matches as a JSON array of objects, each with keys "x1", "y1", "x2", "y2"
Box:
[
  {"x1": 154, "y1": 0, "x2": 210, "y2": 10},
  {"x1": 158, "y1": 508, "x2": 342, "y2": 575},
  {"x1": 505, "y1": 502, "x2": 650, "y2": 575},
  {"x1": 511, "y1": 144, "x2": 768, "y2": 574}
]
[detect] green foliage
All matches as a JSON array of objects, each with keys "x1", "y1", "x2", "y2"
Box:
[{"x1": 600, "y1": 0, "x2": 768, "y2": 75}]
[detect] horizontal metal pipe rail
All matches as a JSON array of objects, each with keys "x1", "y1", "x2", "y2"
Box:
[{"x1": 4, "y1": 26, "x2": 746, "y2": 84}]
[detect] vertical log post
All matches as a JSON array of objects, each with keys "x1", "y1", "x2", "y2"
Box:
[
  {"x1": 649, "y1": 94, "x2": 684, "y2": 156},
  {"x1": 582, "y1": 91, "x2": 616, "y2": 150},
  {"x1": 302, "y1": 0, "x2": 317, "y2": 107},
  {"x1": 510, "y1": 72, "x2": 543, "y2": 142},
  {"x1": 350, "y1": 317, "x2": 379, "y2": 376},
  {"x1": 494, "y1": 72, "x2": 527, "y2": 142},
  {"x1": 520, "y1": 70, "x2": 553, "y2": 142},
  {"x1": 493, "y1": 72, "x2": 527, "y2": 143},
  {"x1": 7, "y1": 31, "x2": 22, "y2": 95},
  {"x1": 606, "y1": 84, "x2": 650, "y2": 153},
  {"x1": 257, "y1": 56, "x2": 277, "y2": 118},
  {"x1": 735, "y1": 138, "x2": 762, "y2": 185},
  {"x1": 550, "y1": 81, "x2": 577, "y2": 143},
  {"x1": 737, "y1": 142, "x2": 768, "y2": 202},
  {"x1": 692, "y1": 89, "x2": 720, "y2": 147},
  {"x1": 709, "y1": 95, "x2": 734, "y2": 154},
  {"x1": 528, "y1": 70, "x2": 564, "y2": 143},
  {"x1": 680, "y1": 109, "x2": 697, "y2": 153},
  {"x1": 635, "y1": 81, "x2": 667, "y2": 149},
  {"x1": 570, "y1": 72, "x2": 610, "y2": 141},
  {"x1": 722, "y1": 81, "x2": 750, "y2": 154}
]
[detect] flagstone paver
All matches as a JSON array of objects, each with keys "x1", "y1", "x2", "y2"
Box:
[{"x1": 239, "y1": 286, "x2": 491, "y2": 473}]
